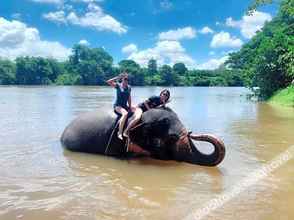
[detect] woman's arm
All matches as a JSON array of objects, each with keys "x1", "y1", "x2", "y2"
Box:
[
  {"x1": 128, "y1": 92, "x2": 132, "y2": 109},
  {"x1": 143, "y1": 101, "x2": 150, "y2": 110},
  {"x1": 143, "y1": 96, "x2": 159, "y2": 110},
  {"x1": 106, "y1": 74, "x2": 123, "y2": 87}
]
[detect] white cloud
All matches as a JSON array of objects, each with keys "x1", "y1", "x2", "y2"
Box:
[
  {"x1": 158, "y1": 27, "x2": 196, "y2": 41},
  {"x1": 129, "y1": 48, "x2": 164, "y2": 66},
  {"x1": 0, "y1": 17, "x2": 70, "y2": 61},
  {"x1": 128, "y1": 40, "x2": 195, "y2": 68},
  {"x1": 43, "y1": 3, "x2": 127, "y2": 34},
  {"x1": 210, "y1": 31, "x2": 243, "y2": 48},
  {"x1": 78, "y1": 39, "x2": 90, "y2": 46},
  {"x1": 199, "y1": 26, "x2": 214, "y2": 34},
  {"x1": 43, "y1": 11, "x2": 66, "y2": 24},
  {"x1": 226, "y1": 11, "x2": 272, "y2": 39},
  {"x1": 197, "y1": 56, "x2": 228, "y2": 70},
  {"x1": 122, "y1": 43, "x2": 138, "y2": 54}
]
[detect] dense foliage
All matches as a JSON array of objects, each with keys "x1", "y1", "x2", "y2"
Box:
[
  {"x1": 0, "y1": 46, "x2": 243, "y2": 87},
  {"x1": 0, "y1": 59, "x2": 15, "y2": 84},
  {"x1": 227, "y1": 0, "x2": 294, "y2": 99}
]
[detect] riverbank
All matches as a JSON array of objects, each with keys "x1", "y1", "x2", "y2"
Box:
[{"x1": 268, "y1": 85, "x2": 294, "y2": 107}]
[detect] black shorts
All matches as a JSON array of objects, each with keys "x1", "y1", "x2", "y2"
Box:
[{"x1": 137, "y1": 103, "x2": 147, "y2": 112}]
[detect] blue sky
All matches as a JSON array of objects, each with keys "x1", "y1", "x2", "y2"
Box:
[{"x1": 0, "y1": 0, "x2": 277, "y2": 69}]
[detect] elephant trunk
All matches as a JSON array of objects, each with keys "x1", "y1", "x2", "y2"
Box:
[{"x1": 184, "y1": 134, "x2": 226, "y2": 166}]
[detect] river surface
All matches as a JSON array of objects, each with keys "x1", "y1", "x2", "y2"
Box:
[{"x1": 0, "y1": 86, "x2": 293, "y2": 220}]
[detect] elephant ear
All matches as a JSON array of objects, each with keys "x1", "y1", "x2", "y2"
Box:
[
  {"x1": 130, "y1": 108, "x2": 176, "y2": 149},
  {"x1": 129, "y1": 116, "x2": 170, "y2": 152}
]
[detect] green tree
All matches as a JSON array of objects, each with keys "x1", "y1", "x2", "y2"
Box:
[
  {"x1": 47, "y1": 58, "x2": 64, "y2": 83},
  {"x1": 160, "y1": 64, "x2": 174, "y2": 85},
  {"x1": 56, "y1": 73, "x2": 81, "y2": 85},
  {"x1": 118, "y1": 59, "x2": 144, "y2": 85},
  {"x1": 15, "y1": 57, "x2": 55, "y2": 85},
  {"x1": 147, "y1": 59, "x2": 158, "y2": 76},
  {"x1": 173, "y1": 62, "x2": 187, "y2": 76},
  {"x1": 69, "y1": 45, "x2": 113, "y2": 85},
  {"x1": 78, "y1": 60, "x2": 100, "y2": 85},
  {"x1": 226, "y1": 0, "x2": 294, "y2": 98},
  {"x1": 69, "y1": 44, "x2": 91, "y2": 65},
  {"x1": 0, "y1": 59, "x2": 16, "y2": 84}
]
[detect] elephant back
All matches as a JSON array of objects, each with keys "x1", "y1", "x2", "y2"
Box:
[{"x1": 61, "y1": 110, "x2": 120, "y2": 154}]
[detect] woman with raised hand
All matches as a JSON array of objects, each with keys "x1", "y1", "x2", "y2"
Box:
[{"x1": 106, "y1": 72, "x2": 132, "y2": 140}]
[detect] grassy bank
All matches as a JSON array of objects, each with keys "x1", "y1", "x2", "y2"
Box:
[{"x1": 269, "y1": 85, "x2": 294, "y2": 107}]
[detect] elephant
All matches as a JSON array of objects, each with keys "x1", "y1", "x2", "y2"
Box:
[{"x1": 61, "y1": 106, "x2": 226, "y2": 166}]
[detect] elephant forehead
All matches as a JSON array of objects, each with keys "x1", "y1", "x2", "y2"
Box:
[{"x1": 142, "y1": 107, "x2": 177, "y2": 120}]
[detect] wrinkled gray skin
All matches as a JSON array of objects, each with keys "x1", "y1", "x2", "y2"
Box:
[{"x1": 61, "y1": 107, "x2": 225, "y2": 166}]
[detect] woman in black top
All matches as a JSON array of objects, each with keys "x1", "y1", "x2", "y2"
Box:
[
  {"x1": 123, "y1": 89, "x2": 170, "y2": 138},
  {"x1": 106, "y1": 72, "x2": 132, "y2": 140}
]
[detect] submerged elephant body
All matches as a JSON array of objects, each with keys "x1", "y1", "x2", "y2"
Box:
[
  {"x1": 61, "y1": 107, "x2": 226, "y2": 166},
  {"x1": 61, "y1": 110, "x2": 124, "y2": 155}
]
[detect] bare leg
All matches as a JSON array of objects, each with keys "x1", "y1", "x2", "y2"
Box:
[
  {"x1": 123, "y1": 107, "x2": 143, "y2": 138},
  {"x1": 115, "y1": 106, "x2": 128, "y2": 140}
]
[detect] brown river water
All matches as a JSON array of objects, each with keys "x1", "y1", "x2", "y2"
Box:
[{"x1": 0, "y1": 86, "x2": 293, "y2": 220}]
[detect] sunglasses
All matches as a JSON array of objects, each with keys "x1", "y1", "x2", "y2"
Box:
[{"x1": 123, "y1": 78, "x2": 128, "y2": 81}]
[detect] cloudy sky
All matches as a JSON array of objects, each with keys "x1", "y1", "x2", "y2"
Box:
[{"x1": 0, "y1": 0, "x2": 276, "y2": 69}]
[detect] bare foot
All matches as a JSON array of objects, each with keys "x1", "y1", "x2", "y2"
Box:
[
  {"x1": 123, "y1": 131, "x2": 129, "y2": 138},
  {"x1": 118, "y1": 133, "x2": 123, "y2": 140}
]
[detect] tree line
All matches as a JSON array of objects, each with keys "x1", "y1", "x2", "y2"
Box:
[{"x1": 0, "y1": 44, "x2": 243, "y2": 87}]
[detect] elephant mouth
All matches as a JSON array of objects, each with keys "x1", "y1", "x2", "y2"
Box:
[
  {"x1": 127, "y1": 141, "x2": 151, "y2": 156},
  {"x1": 174, "y1": 128, "x2": 193, "y2": 153}
]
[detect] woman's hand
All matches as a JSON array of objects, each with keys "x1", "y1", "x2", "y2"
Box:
[{"x1": 106, "y1": 75, "x2": 121, "y2": 87}]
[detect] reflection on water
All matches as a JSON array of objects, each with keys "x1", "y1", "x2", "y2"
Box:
[{"x1": 0, "y1": 86, "x2": 293, "y2": 220}]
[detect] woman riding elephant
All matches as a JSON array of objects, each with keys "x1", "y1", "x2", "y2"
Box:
[
  {"x1": 123, "y1": 89, "x2": 170, "y2": 138},
  {"x1": 106, "y1": 72, "x2": 133, "y2": 140}
]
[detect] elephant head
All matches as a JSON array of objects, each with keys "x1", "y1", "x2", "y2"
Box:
[{"x1": 129, "y1": 107, "x2": 226, "y2": 166}]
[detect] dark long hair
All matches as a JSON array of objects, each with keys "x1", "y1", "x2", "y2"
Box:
[{"x1": 160, "y1": 89, "x2": 170, "y2": 101}]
